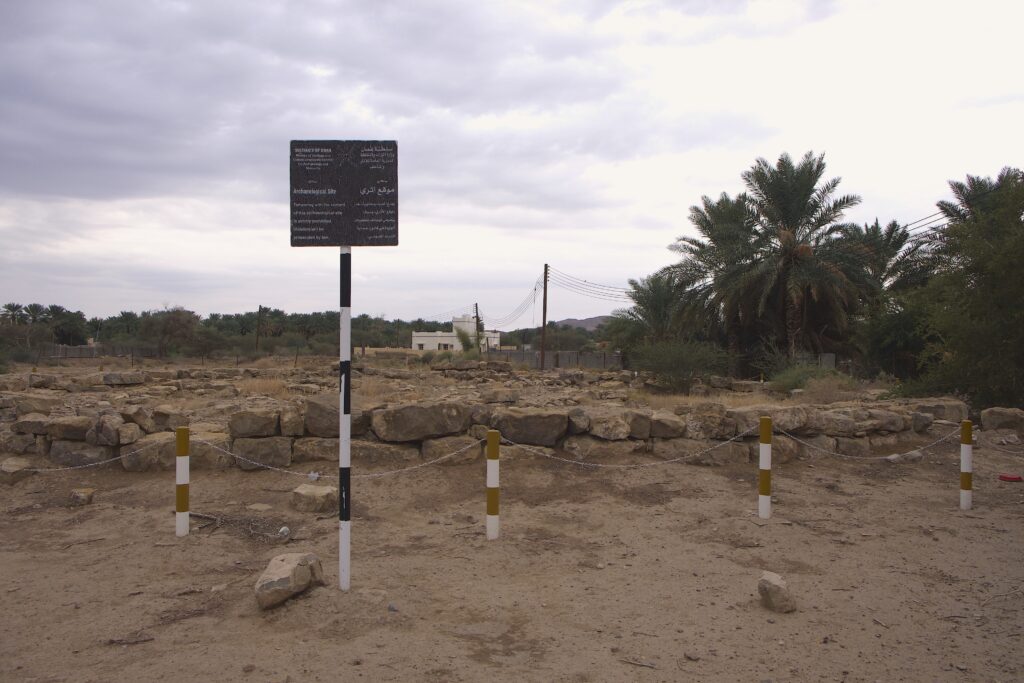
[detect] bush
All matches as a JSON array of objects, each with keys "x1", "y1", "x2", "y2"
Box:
[
  {"x1": 630, "y1": 341, "x2": 730, "y2": 393},
  {"x1": 420, "y1": 350, "x2": 436, "y2": 365},
  {"x1": 770, "y1": 365, "x2": 847, "y2": 393}
]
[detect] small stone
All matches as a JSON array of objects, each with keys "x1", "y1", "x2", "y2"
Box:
[
  {"x1": 242, "y1": 663, "x2": 256, "y2": 673},
  {"x1": 254, "y1": 552, "x2": 325, "y2": 609},
  {"x1": 70, "y1": 488, "x2": 96, "y2": 506},
  {"x1": 291, "y1": 484, "x2": 338, "y2": 513},
  {"x1": 387, "y1": 602, "x2": 399, "y2": 612},
  {"x1": 211, "y1": 583, "x2": 228, "y2": 592},
  {"x1": 885, "y1": 450, "x2": 923, "y2": 464},
  {"x1": 1, "y1": 457, "x2": 35, "y2": 485},
  {"x1": 758, "y1": 570, "x2": 797, "y2": 613}
]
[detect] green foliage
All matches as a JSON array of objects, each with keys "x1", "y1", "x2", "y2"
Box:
[
  {"x1": 629, "y1": 341, "x2": 730, "y2": 393},
  {"x1": 454, "y1": 327, "x2": 474, "y2": 352},
  {"x1": 419, "y1": 350, "x2": 436, "y2": 365}
]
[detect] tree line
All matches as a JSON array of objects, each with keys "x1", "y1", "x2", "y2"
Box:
[{"x1": 604, "y1": 152, "x2": 1023, "y2": 408}]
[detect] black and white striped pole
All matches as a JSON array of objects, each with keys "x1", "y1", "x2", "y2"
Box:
[{"x1": 339, "y1": 246, "x2": 352, "y2": 590}]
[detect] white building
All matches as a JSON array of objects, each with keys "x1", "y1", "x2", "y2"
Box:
[{"x1": 412, "y1": 315, "x2": 501, "y2": 351}]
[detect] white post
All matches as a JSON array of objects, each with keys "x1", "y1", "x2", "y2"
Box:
[
  {"x1": 960, "y1": 420, "x2": 972, "y2": 510},
  {"x1": 759, "y1": 417, "x2": 772, "y2": 519},
  {"x1": 339, "y1": 246, "x2": 352, "y2": 590},
  {"x1": 486, "y1": 430, "x2": 500, "y2": 540},
  {"x1": 175, "y1": 427, "x2": 190, "y2": 536}
]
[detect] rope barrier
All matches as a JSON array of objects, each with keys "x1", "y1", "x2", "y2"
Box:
[
  {"x1": 23, "y1": 438, "x2": 164, "y2": 473},
  {"x1": 191, "y1": 437, "x2": 486, "y2": 481},
  {"x1": 500, "y1": 427, "x2": 755, "y2": 469},
  {"x1": 778, "y1": 427, "x2": 960, "y2": 461}
]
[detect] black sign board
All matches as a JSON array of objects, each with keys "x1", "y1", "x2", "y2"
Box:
[{"x1": 290, "y1": 140, "x2": 398, "y2": 247}]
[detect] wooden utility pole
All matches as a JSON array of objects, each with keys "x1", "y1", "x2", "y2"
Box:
[
  {"x1": 540, "y1": 264, "x2": 549, "y2": 371},
  {"x1": 254, "y1": 305, "x2": 263, "y2": 352}
]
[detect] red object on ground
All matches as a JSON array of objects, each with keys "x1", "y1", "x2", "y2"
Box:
[{"x1": 998, "y1": 473, "x2": 1023, "y2": 482}]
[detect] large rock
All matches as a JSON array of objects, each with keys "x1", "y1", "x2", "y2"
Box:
[
  {"x1": 807, "y1": 410, "x2": 860, "y2": 437},
  {"x1": 1, "y1": 457, "x2": 35, "y2": 485},
  {"x1": 229, "y1": 409, "x2": 280, "y2": 438},
  {"x1": 585, "y1": 408, "x2": 632, "y2": 441},
  {"x1": 304, "y1": 394, "x2": 339, "y2": 437},
  {"x1": 684, "y1": 412, "x2": 737, "y2": 440},
  {"x1": 625, "y1": 409, "x2": 652, "y2": 440},
  {"x1": 567, "y1": 407, "x2": 590, "y2": 435},
  {"x1": 254, "y1": 553, "x2": 326, "y2": 610},
  {"x1": 28, "y1": 374, "x2": 56, "y2": 389},
  {"x1": 15, "y1": 395, "x2": 62, "y2": 417},
  {"x1": 372, "y1": 403, "x2": 471, "y2": 442},
  {"x1": 152, "y1": 405, "x2": 188, "y2": 431},
  {"x1": 293, "y1": 437, "x2": 338, "y2": 462},
  {"x1": 121, "y1": 432, "x2": 176, "y2": 471},
  {"x1": 650, "y1": 411, "x2": 686, "y2": 439},
  {"x1": 291, "y1": 484, "x2": 338, "y2": 512},
  {"x1": 865, "y1": 409, "x2": 905, "y2": 433},
  {"x1": 911, "y1": 412, "x2": 934, "y2": 433},
  {"x1": 908, "y1": 399, "x2": 969, "y2": 423},
  {"x1": 834, "y1": 436, "x2": 871, "y2": 457},
  {"x1": 102, "y1": 371, "x2": 146, "y2": 386},
  {"x1": 232, "y1": 437, "x2": 293, "y2": 471},
  {"x1": 727, "y1": 406, "x2": 810, "y2": 435},
  {"x1": 351, "y1": 440, "x2": 420, "y2": 467},
  {"x1": 280, "y1": 405, "x2": 304, "y2": 437},
  {"x1": 1, "y1": 432, "x2": 36, "y2": 455},
  {"x1": 491, "y1": 408, "x2": 567, "y2": 447},
  {"x1": 12, "y1": 412, "x2": 49, "y2": 435},
  {"x1": 562, "y1": 435, "x2": 647, "y2": 460},
  {"x1": 421, "y1": 435, "x2": 482, "y2": 465},
  {"x1": 121, "y1": 405, "x2": 158, "y2": 433},
  {"x1": 190, "y1": 432, "x2": 234, "y2": 469},
  {"x1": 981, "y1": 407, "x2": 1024, "y2": 434},
  {"x1": 49, "y1": 440, "x2": 114, "y2": 468},
  {"x1": 46, "y1": 416, "x2": 94, "y2": 441},
  {"x1": 117, "y1": 422, "x2": 144, "y2": 445},
  {"x1": 87, "y1": 414, "x2": 124, "y2": 446},
  {"x1": 758, "y1": 571, "x2": 797, "y2": 613}
]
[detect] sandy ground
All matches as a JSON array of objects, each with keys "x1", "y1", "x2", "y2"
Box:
[{"x1": 2, "y1": 429, "x2": 1023, "y2": 682}]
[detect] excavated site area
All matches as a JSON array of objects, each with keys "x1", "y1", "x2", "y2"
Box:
[{"x1": 2, "y1": 357, "x2": 1023, "y2": 682}]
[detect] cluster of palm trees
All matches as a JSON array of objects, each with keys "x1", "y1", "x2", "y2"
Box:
[{"x1": 613, "y1": 152, "x2": 1020, "y2": 379}]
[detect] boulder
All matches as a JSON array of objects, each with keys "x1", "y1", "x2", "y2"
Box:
[
  {"x1": 232, "y1": 437, "x2": 293, "y2": 471},
  {"x1": 15, "y1": 395, "x2": 62, "y2": 417},
  {"x1": 49, "y1": 440, "x2": 114, "y2": 468},
  {"x1": 625, "y1": 409, "x2": 652, "y2": 440},
  {"x1": 480, "y1": 388, "x2": 519, "y2": 404},
  {"x1": 911, "y1": 411, "x2": 934, "y2": 433},
  {"x1": 190, "y1": 432, "x2": 234, "y2": 469},
  {"x1": 650, "y1": 411, "x2": 686, "y2": 439},
  {"x1": 12, "y1": 412, "x2": 49, "y2": 435},
  {"x1": 767, "y1": 434, "x2": 800, "y2": 464},
  {"x1": 293, "y1": 437, "x2": 338, "y2": 462},
  {"x1": 585, "y1": 408, "x2": 632, "y2": 441},
  {"x1": 799, "y1": 434, "x2": 837, "y2": 456},
  {"x1": 562, "y1": 435, "x2": 647, "y2": 460},
  {"x1": 371, "y1": 403, "x2": 471, "y2": 442},
  {"x1": 121, "y1": 432, "x2": 176, "y2": 471},
  {"x1": 834, "y1": 436, "x2": 871, "y2": 457},
  {"x1": 421, "y1": 435, "x2": 482, "y2": 465},
  {"x1": 122, "y1": 405, "x2": 158, "y2": 433},
  {"x1": 566, "y1": 407, "x2": 590, "y2": 435},
  {"x1": 229, "y1": 409, "x2": 280, "y2": 438},
  {"x1": 865, "y1": 409, "x2": 905, "y2": 433},
  {"x1": 909, "y1": 399, "x2": 969, "y2": 423},
  {"x1": 304, "y1": 394, "x2": 339, "y2": 437},
  {"x1": 1, "y1": 456, "x2": 35, "y2": 485},
  {"x1": 46, "y1": 416, "x2": 94, "y2": 441},
  {"x1": 28, "y1": 374, "x2": 56, "y2": 389},
  {"x1": 981, "y1": 407, "x2": 1024, "y2": 434},
  {"x1": 758, "y1": 571, "x2": 797, "y2": 613},
  {"x1": 808, "y1": 410, "x2": 860, "y2": 437},
  {"x1": 1, "y1": 432, "x2": 36, "y2": 455},
  {"x1": 352, "y1": 440, "x2": 420, "y2": 467},
  {"x1": 254, "y1": 553, "x2": 326, "y2": 610},
  {"x1": 727, "y1": 406, "x2": 810, "y2": 435},
  {"x1": 86, "y1": 414, "x2": 124, "y2": 447},
  {"x1": 0, "y1": 375, "x2": 28, "y2": 391},
  {"x1": 117, "y1": 422, "x2": 144, "y2": 445},
  {"x1": 152, "y1": 405, "x2": 188, "y2": 431},
  {"x1": 684, "y1": 412, "x2": 737, "y2": 440},
  {"x1": 291, "y1": 484, "x2": 338, "y2": 513},
  {"x1": 70, "y1": 487, "x2": 96, "y2": 505},
  {"x1": 869, "y1": 434, "x2": 899, "y2": 450},
  {"x1": 280, "y1": 405, "x2": 304, "y2": 437},
  {"x1": 491, "y1": 409, "x2": 567, "y2": 447},
  {"x1": 102, "y1": 372, "x2": 146, "y2": 386}
]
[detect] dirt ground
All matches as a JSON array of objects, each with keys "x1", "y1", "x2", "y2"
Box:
[{"x1": 2, "y1": 420, "x2": 1023, "y2": 682}]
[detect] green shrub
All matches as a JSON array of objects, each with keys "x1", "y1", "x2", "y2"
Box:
[
  {"x1": 770, "y1": 365, "x2": 847, "y2": 393},
  {"x1": 420, "y1": 350, "x2": 436, "y2": 365},
  {"x1": 630, "y1": 341, "x2": 730, "y2": 393}
]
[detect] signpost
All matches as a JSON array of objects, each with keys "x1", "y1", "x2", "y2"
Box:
[{"x1": 290, "y1": 140, "x2": 398, "y2": 591}]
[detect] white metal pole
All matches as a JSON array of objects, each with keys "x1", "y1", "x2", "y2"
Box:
[{"x1": 960, "y1": 420, "x2": 972, "y2": 510}]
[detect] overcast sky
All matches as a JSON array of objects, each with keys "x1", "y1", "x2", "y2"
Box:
[{"x1": 1, "y1": 0, "x2": 1021, "y2": 329}]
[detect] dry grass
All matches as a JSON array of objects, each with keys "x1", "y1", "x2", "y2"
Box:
[
  {"x1": 630, "y1": 389, "x2": 788, "y2": 411},
  {"x1": 236, "y1": 377, "x2": 291, "y2": 398},
  {"x1": 795, "y1": 375, "x2": 862, "y2": 404}
]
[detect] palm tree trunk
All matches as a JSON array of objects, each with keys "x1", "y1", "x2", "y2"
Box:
[{"x1": 786, "y1": 296, "x2": 802, "y2": 359}]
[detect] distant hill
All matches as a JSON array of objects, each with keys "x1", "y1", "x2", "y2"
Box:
[{"x1": 554, "y1": 316, "x2": 612, "y2": 332}]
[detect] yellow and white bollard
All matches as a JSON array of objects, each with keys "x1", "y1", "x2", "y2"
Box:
[
  {"x1": 759, "y1": 416, "x2": 772, "y2": 519},
  {"x1": 486, "y1": 430, "x2": 500, "y2": 540},
  {"x1": 960, "y1": 420, "x2": 972, "y2": 510},
  {"x1": 176, "y1": 426, "x2": 190, "y2": 536}
]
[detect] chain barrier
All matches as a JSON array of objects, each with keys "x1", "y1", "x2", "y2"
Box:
[
  {"x1": 500, "y1": 427, "x2": 755, "y2": 470},
  {"x1": 778, "y1": 427, "x2": 960, "y2": 461},
  {"x1": 192, "y1": 437, "x2": 486, "y2": 481},
  {"x1": 23, "y1": 437, "x2": 164, "y2": 473}
]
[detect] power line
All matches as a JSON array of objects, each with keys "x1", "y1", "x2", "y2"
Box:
[{"x1": 548, "y1": 266, "x2": 630, "y2": 292}]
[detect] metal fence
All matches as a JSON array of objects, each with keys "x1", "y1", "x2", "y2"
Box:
[{"x1": 42, "y1": 343, "x2": 159, "y2": 359}]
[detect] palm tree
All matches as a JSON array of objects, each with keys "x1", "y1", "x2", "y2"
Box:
[
  {"x1": 842, "y1": 219, "x2": 929, "y2": 298},
  {"x1": 23, "y1": 303, "x2": 48, "y2": 324},
  {"x1": 2, "y1": 303, "x2": 25, "y2": 325},
  {"x1": 736, "y1": 151, "x2": 868, "y2": 358},
  {"x1": 937, "y1": 167, "x2": 1021, "y2": 223},
  {"x1": 611, "y1": 272, "x2": 683, "y2": 346}
]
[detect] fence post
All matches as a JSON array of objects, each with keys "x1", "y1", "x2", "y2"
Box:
[
  {"x1": 486, "y1": 430, "x2": 500, "y2": 540},
  {"x1": 176, "y1": 426, "x2": 190, "y2": 536},
  {"x1": 960, "y1": 420, "x2": 973, "y2": 510},
  {"x1": 759, "y1": 417, "x2": 772, "y2": 519}
]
